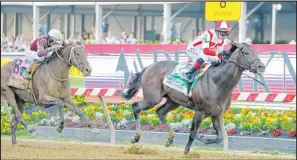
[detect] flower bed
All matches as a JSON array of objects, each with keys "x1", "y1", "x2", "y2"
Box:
[
  {"x1": 1, "y1": 95, "x2": 296, "y2": 139},
  {"x1": 64, "y1": 95, "x2": 297, "y2": 138},
  {"x1": 1, "y1": 108, "x2": 48, "y2": 135}
]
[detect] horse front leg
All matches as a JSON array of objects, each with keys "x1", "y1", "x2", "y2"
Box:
[
  {"x1": 184, "y1": 110, "x2": 205, "y2": 155},
  {"x1": 62, "y1": 96, "x2": 100, "y2": 134},
  {"x1": 197, "y1": 117, "x2": 223, "y2": 144},
  {"x1": 42, "y1": 95, "x2": 65, "y2": 133}
]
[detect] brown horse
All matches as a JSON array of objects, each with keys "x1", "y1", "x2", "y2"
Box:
[
  {"x1": 1, "y1": 42, "x2": 98, "y2": 145},
  {"x1": 118, "y1": 42, "x2": 265, "y2": 154}
]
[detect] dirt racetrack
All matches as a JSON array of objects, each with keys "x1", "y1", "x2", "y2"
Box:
[{"x1": 1, "y1": 138, "x2": 295, "y2": 159}]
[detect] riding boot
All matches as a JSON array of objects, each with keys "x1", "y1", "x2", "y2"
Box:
[
  {"x1": 183, "y1": 67, "x2": 198, "y2": 82},
  {"x1": 183, "y1": 58, "x2": 205, "y2": 83},
  {"x1": 22, "y1": 62, "x2": 36, "y2": 80},
  {"x1": 22, "y1": 67, "x2": 32, "y2": 80}
]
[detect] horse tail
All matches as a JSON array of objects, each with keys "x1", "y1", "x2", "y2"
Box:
[{"x1": 117, "y1": 68, "x2": 147, "y2": 100}]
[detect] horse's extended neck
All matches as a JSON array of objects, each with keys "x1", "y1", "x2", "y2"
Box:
[
  {"x1": 212, "y1": 61, "x2": 244, "y2": 94},
  {"x1": 49, "y1": 53, "x2": 71, "y2": 80}
]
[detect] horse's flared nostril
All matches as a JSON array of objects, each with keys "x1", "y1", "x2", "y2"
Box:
[{"x1": 84, "y1": 68, "x2": 92, "y2": 73}]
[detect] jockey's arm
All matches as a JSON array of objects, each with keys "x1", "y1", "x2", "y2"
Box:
[
  {"x1": 62, "y1": 41, "x2": 67, "y2": 46},
  {"x1": 200, "y1": 33, "x2": 221, "y2": 58},
  {"x1": 37, "y1": 39, "x2": 58, "y2": 57}
]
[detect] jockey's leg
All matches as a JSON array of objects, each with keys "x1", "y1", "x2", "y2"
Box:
[
  {"x1": 23, "y1": 61, "x2": 37, "y2": 80},
  {"x1": 22, "y1": 51, "x2": 36, "y2": 79},
  {"x1": 183, "y1": 58, "x2": 205, "y2": 82},
  {"x1": 23, "y1": 58, "x2": 43, "y2": 80},
  {"x1": 208, "y1": 56, "x2": 220, "y2": 67},
  {"x1": 183, "y1": 48, "x2": 206, "y2": 82}
]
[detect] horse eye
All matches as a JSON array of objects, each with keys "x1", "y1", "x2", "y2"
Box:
[{"x1": 245, "y1": 52, "x2": 249, "y2": 55}]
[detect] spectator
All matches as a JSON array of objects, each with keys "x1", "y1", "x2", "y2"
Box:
[
  {"x1": 105, "y1": 31, "x2": 117, "y2": 44},
  {"x1": 127, "y1": 32, "x2": 137, "y2": 44},
  {"x1": 119, "y1": 32, "x2": 128, "y2": 44},
  {"x1": 289, "y1": 40, "x2": 296, "y2": 44}
]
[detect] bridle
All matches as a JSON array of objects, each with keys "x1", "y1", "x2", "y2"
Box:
[
  {"x1": 222, "y1": 46, "x2": 258, "y2": 70},
  {"x1": 221, "y1": 45, "x2": 265, "y2": 86},
  {"x1": 49, "y1": 44, "x2": 89, "y2": 81}
]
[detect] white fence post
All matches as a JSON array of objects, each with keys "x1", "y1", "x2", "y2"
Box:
[{"x1": 99, "y1": 96, "x2": 115, "y2": 144}]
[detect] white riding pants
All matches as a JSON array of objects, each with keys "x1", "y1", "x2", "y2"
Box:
[{"x1": 186, "y1": 45, "x2": 219, "y2": 63}]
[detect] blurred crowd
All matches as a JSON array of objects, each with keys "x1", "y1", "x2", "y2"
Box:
[
  {"x1": 1, "y1": 27, "x2": 139, "y2": 52},
  {"x1": 1, "y1": 34, "x2": 32, "y2": 52},
  {"x1": 2, "y1": 28, "x2": 295, "y2": 53},
  {"x1": 78, "y1": 27, "x2": 138, "y2": 45}
]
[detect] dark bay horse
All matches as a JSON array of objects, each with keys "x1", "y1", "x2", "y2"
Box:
[
  {"x1": 1, "y1": 42, "x2": 99, "y2": 145},
  {"x1": 118, "y1": 42, "x2": 265, "y2": 154}
]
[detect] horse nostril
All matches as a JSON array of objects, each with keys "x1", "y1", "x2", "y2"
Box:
[{"x1": 85, "y1": 68, "x2": 92, "y2": 73}]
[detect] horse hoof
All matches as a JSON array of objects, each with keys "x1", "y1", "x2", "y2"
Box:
[
  {"x1": 165, "y1": 136, "x2": 174, "y2": 147},
  {"x1": 12, "y1": 140, "x2": 17, "y2": 145},
  {"x1": 56, "y1": 127, "x2": 63, "y2": 133},
  {"x1": 91, "y1": 128, "x2": 100, "y2": 134},
  {"x1": 30, "y1": 131, "x2": 38, "y2": 136},
  {"x1": 196, "y1": 134, "x2": 203, "y2": 139},
  {"x1": 165, "y1": 141, "x2": 171, "y2": 147},
  {"x1": 196, "y1": 135, "x2": 204, "y2": 140},
  {"x1": 130, "y1": 135, "x2": 140, "y2": 144},
  {"x1": 184, "y1": 148, "x2": 190, "y2": 155},
  {"x1": 28, "y1": 126, "x2": 37, "y2": 133}
]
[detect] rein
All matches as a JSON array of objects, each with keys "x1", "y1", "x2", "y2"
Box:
[
  {"x1": 221, "y1": 52, "x2": 266, "y2": 87},
  {"x1": 49, "y1": 45, "x2": 86, "y2": 82}
]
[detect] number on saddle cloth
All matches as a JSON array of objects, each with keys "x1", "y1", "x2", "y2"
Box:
[{"x1": 8, "y1": 58, "x2": 32, "y2": 89}]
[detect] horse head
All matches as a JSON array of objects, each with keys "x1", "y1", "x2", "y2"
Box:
[
  {"x1": 54, "y1": 42, "x2": 92, "y2": 76},
  {"x1": 226, "y1": 42, "x2": 265, "y2": 75}
]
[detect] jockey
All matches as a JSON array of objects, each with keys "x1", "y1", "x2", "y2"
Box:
[
  {"x1": 23, "y1": 29, "x2": 65, "y2": 79},
  {"x1": 182, "y1": 20, "x2": 231, "y2": 82}
]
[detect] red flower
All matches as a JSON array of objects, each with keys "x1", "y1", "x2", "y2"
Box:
[
  {"x1": 131, "y1": 123, "x2": 136, "y2": 130},
  {"x1": 142, "y1": 125, "x2": 153, "y2": 130},
  {"x1": 212, "y1": 130, "x2": 217, "y2": 135},
  {"x1": 80, "y1": 122, "x2": 88, "y2": 127},
  {"x1": 271, "y1": 129, "x2": 282, "y2": 137},
  {"x1": 67, "y1": 121, "x2": 79, "y2": 127},
  {"x1": 287, "y1": 129, "x2": 296, "y2": 138},
  {"x1": 198, "y1": 128, "x2": 208, "y2": 133},
  {"x1": 228, "y1": 128, "x2": 237, "y2": 135},
  {"x1": 156, "y1": 124, "x2": 166, "y2": 131}
]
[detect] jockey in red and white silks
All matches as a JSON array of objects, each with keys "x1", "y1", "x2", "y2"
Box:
[{"x1": 182, "y1": 20, "x2": 231, "y2": 82}]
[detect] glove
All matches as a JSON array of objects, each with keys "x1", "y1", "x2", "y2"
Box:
[
  {"x1": 218, "y1": 50, "x2": 228, "y2": 59},
  {"x1": 211, "y1": 60, "x2": 221, "y2": 67},
  {"x1": 49, "y1": 44, "x2": 63, "y2": 51}
]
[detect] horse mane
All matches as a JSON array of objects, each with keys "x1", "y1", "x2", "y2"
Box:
[{"x1": 209, "y1": 43, "x2": 239, "y2": 67}]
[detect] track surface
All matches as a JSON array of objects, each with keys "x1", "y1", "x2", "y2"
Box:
[{"x1": 1, "y1": 138, "x2": 295, "y2": 159}]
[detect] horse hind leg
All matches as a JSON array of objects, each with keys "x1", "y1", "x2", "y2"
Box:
[
  {"x1": 6, "y1": 95, "x2": 32, "y2": 145},
  {"x1": 155, "y1": 98, "x2": 179, "y2": 147},
  {"x1": 131, "y1": 98, "x2": 162, "y2": 144},
  {"x1": 10, "y1": 112, "x2": 18, "y2": 145},
  {"x1": 2, "y1": 88, "x2": 31, "y2": 144}
]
